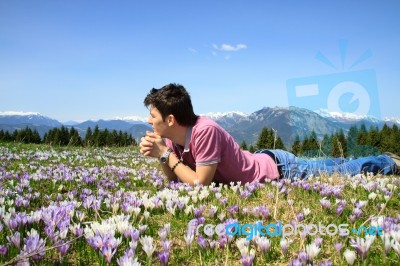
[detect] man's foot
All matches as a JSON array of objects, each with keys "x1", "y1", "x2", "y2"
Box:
[{"x1": 383, "y1": 152, "x2": 400, "y2": 174}]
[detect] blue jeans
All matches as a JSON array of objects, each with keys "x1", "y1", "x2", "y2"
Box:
[{"x1": 255, "y1": 149, "x2": 398, "y2": 180}]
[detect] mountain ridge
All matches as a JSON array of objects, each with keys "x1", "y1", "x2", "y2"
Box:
[{"x1": 1, "y1": 108, "x2": 399, "y2": 147}]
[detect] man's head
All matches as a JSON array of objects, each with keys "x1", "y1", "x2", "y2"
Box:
[{"x1": 144, "y1": 83, "x2": 198, "y2": 127}]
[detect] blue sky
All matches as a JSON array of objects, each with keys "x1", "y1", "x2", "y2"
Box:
[{"x1": 1, "y1": 0, "x2": 399, "y2": 122}]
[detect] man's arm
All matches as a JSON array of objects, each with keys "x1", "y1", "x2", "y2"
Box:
[
  {"x1": 164, "y1": 151, "x2": 217, "y2": 186},
  {"x1": 139, "y1": 132, "x2": 217, "y2": 186}
]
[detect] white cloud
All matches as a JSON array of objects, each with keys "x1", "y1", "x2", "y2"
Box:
[
  {"x1": 188, "y1": 48, "x2": 198, "y2": 53},
  {"x1": 212, "y1": 43, "x2": 247, "y2": 52}
]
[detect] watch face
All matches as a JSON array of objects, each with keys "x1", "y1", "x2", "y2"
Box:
[{"x1": 160, "y1": 157, "x2": 167, "y2": 164}]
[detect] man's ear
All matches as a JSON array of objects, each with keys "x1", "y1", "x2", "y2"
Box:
[{"x1": 167, "y1": 114, "x2": 175, "y2": 126}]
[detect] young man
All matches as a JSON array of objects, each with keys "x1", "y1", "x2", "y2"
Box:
[
  {"x1": 139, "y1": 83, "x2": 399, "y2": 185},
  {"x1": 139, "y1": 83, "x2": 280, "y2": 186}
]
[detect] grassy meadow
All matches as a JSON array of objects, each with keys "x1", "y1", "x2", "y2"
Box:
[{"x1": 0, "y1": 143, "x2": 399, "y2": 265}]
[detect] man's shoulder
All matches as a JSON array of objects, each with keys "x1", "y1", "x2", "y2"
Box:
[{"x1": 194, "y1": 117, "x2": 223, "y2": 132}]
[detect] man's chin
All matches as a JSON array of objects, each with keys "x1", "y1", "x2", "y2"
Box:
[{"x1": 152, "y1": 130, "x2": 162, "y2": 137}]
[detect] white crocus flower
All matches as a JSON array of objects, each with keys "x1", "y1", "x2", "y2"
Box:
[
  {"x1": 133, "y1": 207, "x2": 141, "y2": 216},
  {"x1": 143, "y1": 211, "x2": 150, "y2": 220},
  {"x1": 368, "y1": 192, "x2": 377, "y2": 201},
  {"x1": 303, "y1": 208, "x2": 311, "y2": 216},
  {"x1": 236, "y1": 238, "x2": 250, "y2": 257},
  {"x1": 391, "y1": 229, "x2": 400, "y2": 243},
  {"x1": 140, "y1": 235, "x2": 156, "y2": 258},
  {"x1": 343, "y1": 249, "x2": 356, "y2": 266},
  {"x1": 392, "y1": 239, "x2": 400, "y2": 255},
  {"x1": 184, "y1": 205, "x2": 193, "y2": 215},
  {"x1": 305, "y1": 242, "x2": 320, "y2": 261}
]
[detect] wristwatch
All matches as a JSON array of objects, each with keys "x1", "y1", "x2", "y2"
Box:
[{"x1": 160, "y1": 148, "x2": 173, "y2": 164}]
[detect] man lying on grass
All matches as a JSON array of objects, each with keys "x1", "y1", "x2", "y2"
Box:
[{"x1": 139, "y1": 83, "x2": 399, "y2": 186}]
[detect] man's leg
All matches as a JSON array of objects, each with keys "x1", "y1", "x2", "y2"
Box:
[{"x1": 335, "y1": 154, "x2": 397, "y2": 176}]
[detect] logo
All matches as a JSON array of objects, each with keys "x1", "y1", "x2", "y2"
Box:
[
  {"x1": 286, "y1": 40, "x2": 380, "y2": 119},
  {"x1": 190, "y1": 220, "x2": 383, "y2": 241}
]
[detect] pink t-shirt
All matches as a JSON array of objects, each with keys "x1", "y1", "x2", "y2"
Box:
[{"x1": 165, "y1": 117, "x2": 279, "y2": 184}]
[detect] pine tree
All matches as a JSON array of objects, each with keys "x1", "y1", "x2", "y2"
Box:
[
  {"x1": 32, "y1": 129, "x2": 41, "y2": 144},
  {"x1": 321, "y1": 134, "x2": 332, "y2": 157},
  {"x1": 112, "y1": 130, "x2": 119, "y2": 146},
  {"x1": 392, "y1": 124, "x2": 400, "y2": 154},
  {"x1": 240, "y1": 140, "x2": 248, "y2": 150},
  {"x1": 69, "y1": 127, "x2": 83, "y2": 146},
  {"x1": 249, "y1": 145, "x2": 256, "y2": 153},
  {"x1": 275, "y1": 137, "x2": 286, "y2": 150},
  {"x1": 85, "y1": 127, "x2": 93, "y2": 146},
  {"x1": 336, "y1": 129, "x2": 347, "y2": 157},
  {"x1": 347, "y1": 125, "x2": 359, "y2": 157},
  {"x1": 256, "y1": 127, "x2": 270, "y2": 150},
  {"x1": 379, "y1": 124, "x2": 392, "y2": 152},
  {"x1": 92, "y1": 125, "x2": 100, "y2": 146},
  {"x1": 291, "y1": 135, "x2": 301, "y2": 156},
  {"x1": 331, "y1": 134, "x2": 341, "y2": 158},
  {"x1": 4, "y1": 131, "x2": 12, "y2": 142},
  {"x1": 308, "y1": 131, "x2": 320, "y2": 156}
]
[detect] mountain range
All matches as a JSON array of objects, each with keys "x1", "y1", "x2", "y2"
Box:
[{"x1": 1, "y1": 108, "x2": 399, "y2": 147}]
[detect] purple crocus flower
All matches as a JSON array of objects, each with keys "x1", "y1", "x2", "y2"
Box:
[
  {"x1": 219, "y1": 197, "x2": 228, "y2": 205},
  {"x1": 209, "y1": 206, "x2": 218, "y2": 217},
  {"x1": 227, "y1": 205, "x2": 239, "y2": 216},
  {"x1": 218, "y1": 236, "x2": 227, "y2": 249},
  {"x1": 158, "y1": 228, "x2": 168, "y2": 241},
  {"x1": 290, "y1": 259, "x2": 302, "y2": 266},
  {"x1": 241, "y1": 254, "x2": 255, "y2": 266},
  {"x1": 296, "y1": 212, "x2": 304, "y2": 222},
  {"x1": 56, "y1": 241, "x2": 70, "y2": 256},
  {"x1": 336, "y1": 204, "x2": 345, "y2": 217},
  {"x1": 334, "y1": 242, "x2": 343, "y2": 252},
  {"x1": 298, "y1": 251, "x2": 307, "y2": 263},
  {"x1": 197, "y1": 235, "x2": 207, "y2": 249},
  {"x1": 350, "y1": 236, "x2": 375, "y2": 260},
  {"x1": 124, "y1": 227, "x2": 140, "y2": 241},
  {"x1": 158, "y1": 250, "x2": 170, "y2": 266},
  {"x1": 314, "y1": 236, "x2": 323, "y2": 248},
  {"x1": 320, "y1": 198, "x2": 331, "y2": 209},
  {"x1": 0, "y1": 245, "x2": 8, "y2": 255},
  {"x1": 240, "y1": 190, "x2": 251, "y2": 198},
  {"x1": 320, "y1": 260, "x2": 333, "y2": 266},
  {"x1": 352, "y1": 208, "x2": 363, "y2": 219},
  {"x1": 161, "y1": 240, "x2": 172, "y2": 251},
  {"x1": 21, "y1": 229, "x2": 46, "y2": 261},
  {"x1": 102, "y1": 246, "x2": 117, "y2": 264},
  {"x1": 259, "y1": 206, "x2": 270, "y2": 219},
  {"x1": 7, "y1": 231, "x2": 21, "y2": 248}
]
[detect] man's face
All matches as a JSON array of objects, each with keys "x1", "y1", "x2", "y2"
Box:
[{"x1": 148, "y1": 106, "x2": 168, "y2": 136}]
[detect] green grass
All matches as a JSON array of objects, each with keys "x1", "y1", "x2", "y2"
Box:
[{"x1": 0, "y1": 142, "x2": 399, "y2": 265}]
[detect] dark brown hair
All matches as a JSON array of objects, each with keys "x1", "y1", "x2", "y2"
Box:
[{"x1": 144, "y1": 83, "x2": 198, "y2": 126}]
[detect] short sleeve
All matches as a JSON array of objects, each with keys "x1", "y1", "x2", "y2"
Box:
[{"x1": 193, "y1": 125, "x2": 223, "y2": 166}]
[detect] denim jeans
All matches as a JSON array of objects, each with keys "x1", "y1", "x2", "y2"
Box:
[{"x1": 255, "y1": 149, "x2": 398, "y2": 180}]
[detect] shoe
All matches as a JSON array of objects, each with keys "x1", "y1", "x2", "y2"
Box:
[{"x1": 383, "y1": 152, "x2": 400, "y2": 174}]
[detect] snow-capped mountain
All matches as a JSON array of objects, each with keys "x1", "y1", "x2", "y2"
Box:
[
  {"x1": 201, "y1": 111, "x2": 250, "y2": 128},
  {"x1": 114, "y1": 115, "x2": 148, "y2": 123},
  {"x1": 314, "y1": 109, "x2": 381, "y2": 123},
  {"x1": 0, "y1": 111, "x2": 62, "y2": 127},
  {"x1": 0, "y1": 108, "x2": 398, "y2": 145},
  {"x1": 201, "y1": 111, "x2": 249, "y2": 120}
]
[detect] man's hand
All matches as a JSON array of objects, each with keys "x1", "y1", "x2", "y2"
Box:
[{"x1": 139, "y1": 131, "x2": 167, "y2": 158}]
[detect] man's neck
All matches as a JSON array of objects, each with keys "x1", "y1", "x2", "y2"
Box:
[{"x1": 169, "y1": 125, "x2": 187, "y2": 147}]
